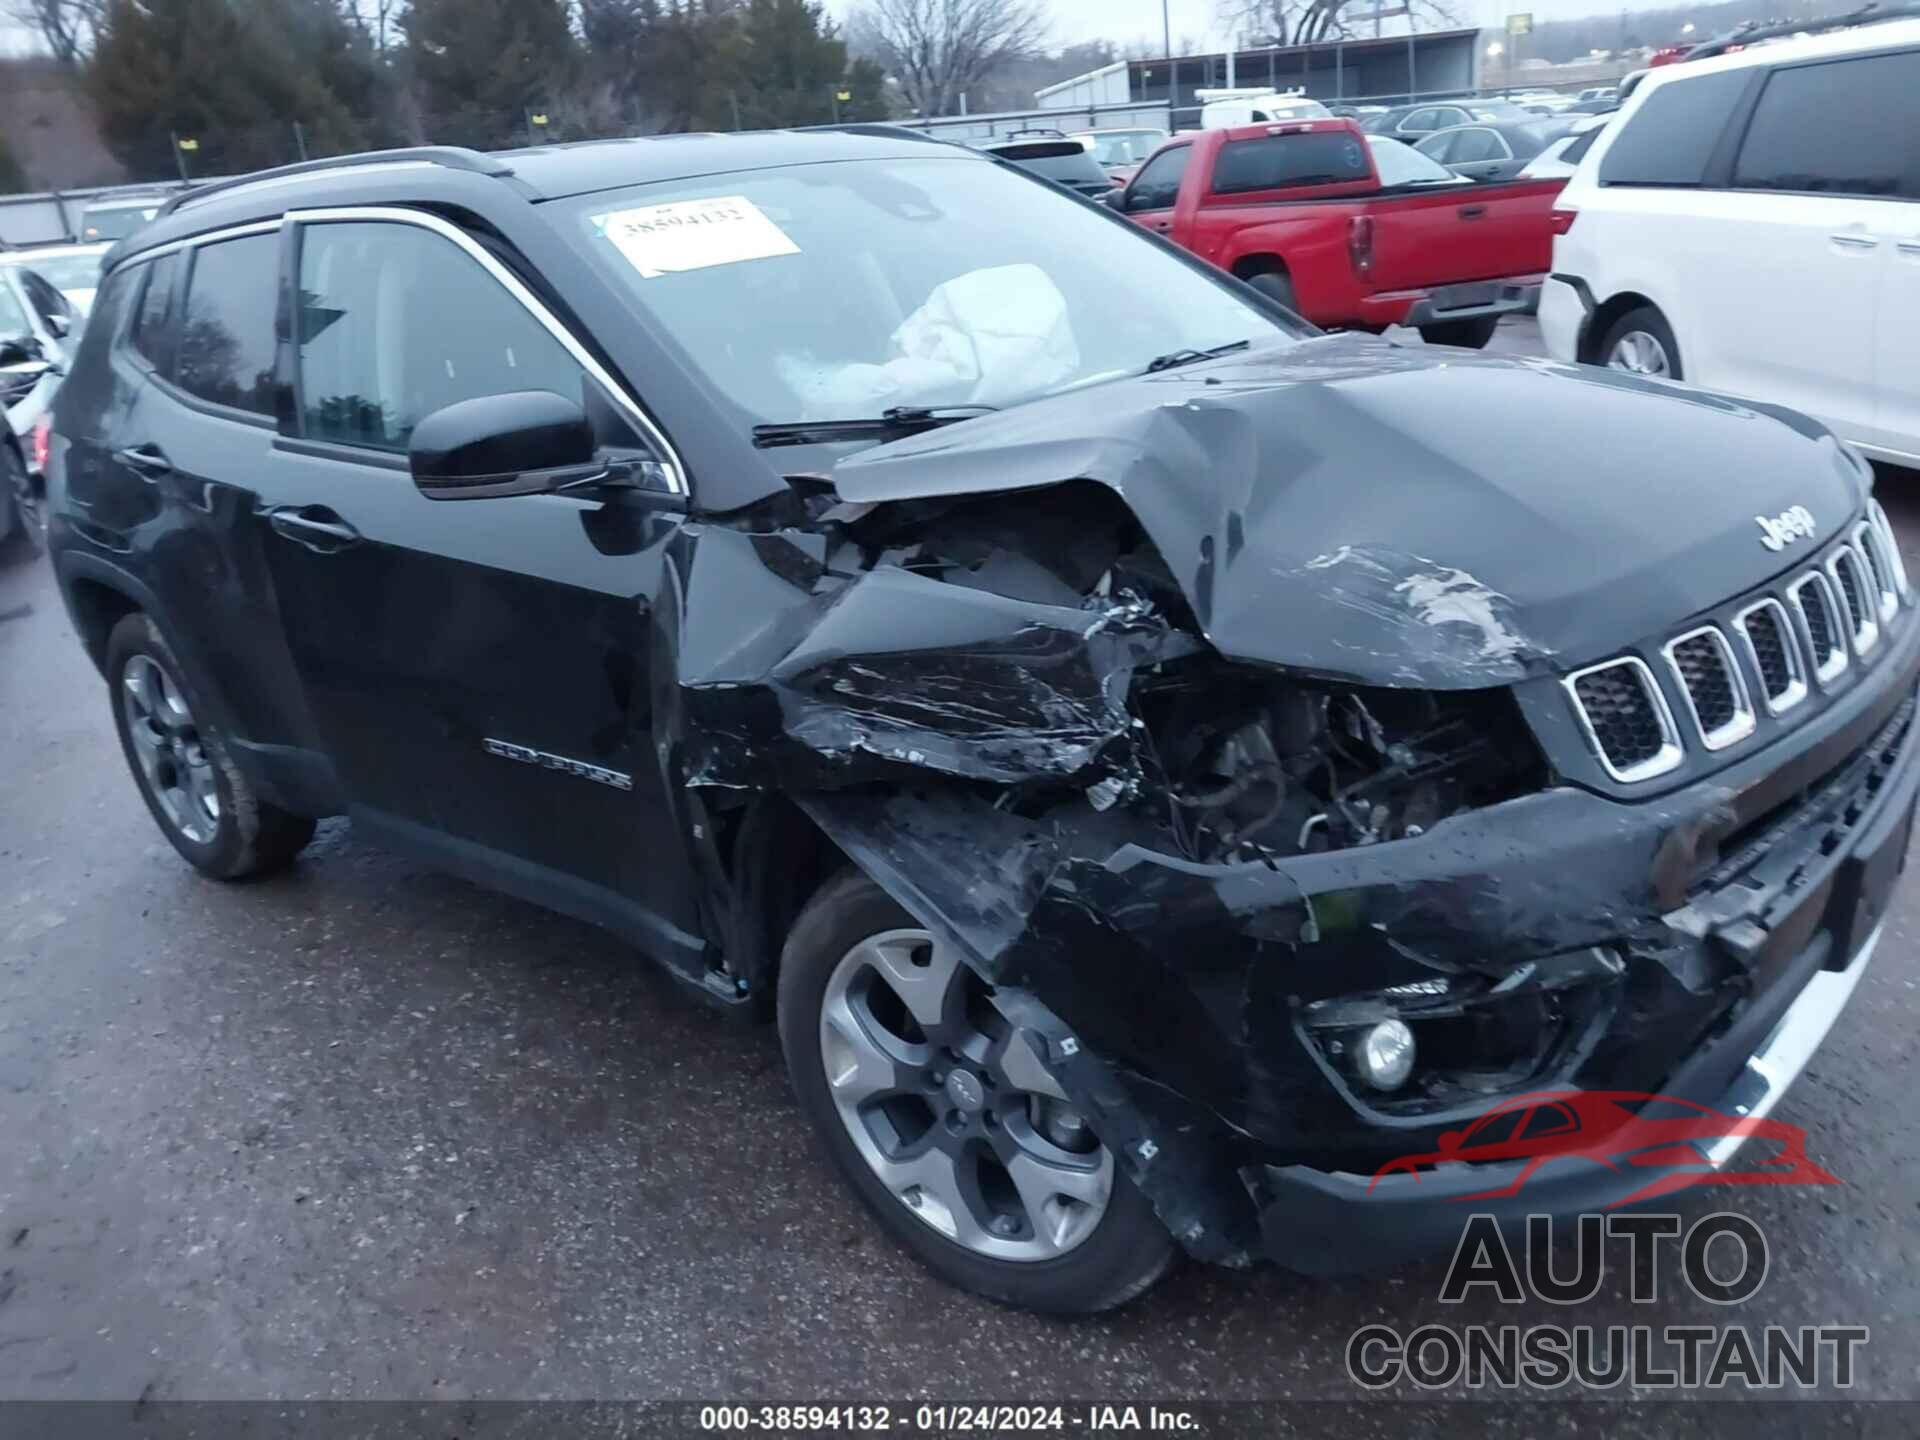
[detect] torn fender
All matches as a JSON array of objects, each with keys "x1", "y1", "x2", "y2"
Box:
[{"x1": 665, "y1": 523, "x2": 1191, "y2": 793}]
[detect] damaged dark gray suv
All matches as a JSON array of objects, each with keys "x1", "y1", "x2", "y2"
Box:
[{"x1": 45, "y1": 130, "x2": 1920, "y2": 1314}]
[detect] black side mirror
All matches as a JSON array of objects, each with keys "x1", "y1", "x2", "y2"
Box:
[{"x1": 410, "y1": 390, "x2": 616, "y2": 502}]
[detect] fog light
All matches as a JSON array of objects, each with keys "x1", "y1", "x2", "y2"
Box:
[{"x1": 1355, "y1": 1019, "x2": 1415, "y2": 1091}]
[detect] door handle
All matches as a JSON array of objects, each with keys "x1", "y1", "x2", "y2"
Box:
[
  {"x1": 1459, "y1": 204, "x2": 1488, "y2": 219},
  {"x1": 1897, "y1": 239, "x2": 1920, "y2": 257},
  {"x1": 1151, "y1": 219, "x2": 1172, "y2": 231},
  {"x1": 113, "y1": 444, "x2": 173, "y2": 481},
  {"x1": 266, "y1": 505, "x2": 362, "y2": 553},
  {"x1": 1830, "y1": 232, "x2": 1879, "y2": 251}
]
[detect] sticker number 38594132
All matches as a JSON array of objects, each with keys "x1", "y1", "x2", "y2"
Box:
[{"x1": 590, "y1": 195, "x2": 801, "y2": 279}]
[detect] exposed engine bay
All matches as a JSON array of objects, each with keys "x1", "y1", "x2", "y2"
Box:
[{"x1": 1134, "y1": 664, "x2": 1546, "y2": 864}]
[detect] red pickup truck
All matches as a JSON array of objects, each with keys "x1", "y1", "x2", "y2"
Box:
[{"x1": 1113, "y1": 118, "x2": 1564, "y2": 347}]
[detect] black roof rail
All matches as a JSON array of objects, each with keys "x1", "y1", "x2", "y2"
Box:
[
  {"x1": 1681, "y1": 0, "x2": 1920, "y2": 60},
  {"x1": 154, "y1": 146, "x2": 516, "y2": 221},
  {"x1": 796, "y1": 122, "x2": 955, "y2": 144}
]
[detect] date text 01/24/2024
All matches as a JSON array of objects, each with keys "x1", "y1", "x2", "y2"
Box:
[{"x1": 697, "y1": 1405, "x2": 1202, "y2": 1432}]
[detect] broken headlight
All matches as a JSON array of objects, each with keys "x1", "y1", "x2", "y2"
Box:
[
  {"x1": 1298, "y1": 948, "x2": 1623, "y2": 1112},
  {"x1": 1132, "y1": 662, "x2": 1548, "y2": 863}
]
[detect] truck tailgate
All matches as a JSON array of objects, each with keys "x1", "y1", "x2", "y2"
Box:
[{"x1": 1364, "y1": 178, "x2": 1565, "y2": 292}]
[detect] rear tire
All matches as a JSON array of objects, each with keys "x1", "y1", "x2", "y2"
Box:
[
  {"x1": 1244, "y1": 270, "x2": 1299, "y2": 316},
  {"x1": 1598, "y1": 305, "x2": 1683, "y2": 380},
  {"x1": 1419, "y1": 314, "x2": 1501, "y2": 349},
  {"x1": 777, "y1": 869, "x2": 1178, "y2": 1314},
  {"x1": 105, "y1": 613, "x2": 316, "y2": 879}
]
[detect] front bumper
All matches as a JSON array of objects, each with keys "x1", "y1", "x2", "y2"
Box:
[{"x1": 1251, "y1": 918, "x2": 1891, "y2": 1275}]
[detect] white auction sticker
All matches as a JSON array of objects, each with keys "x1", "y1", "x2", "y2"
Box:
[{"x1": 590, "y1": 195, "x2": 800, "y2": 278}]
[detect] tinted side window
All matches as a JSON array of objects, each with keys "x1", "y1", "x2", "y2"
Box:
[
  {"x1": 1449, "y1": 129, "x2": 1505, "y2": 163},
  {"x1": 295, "y1": 221, "x2": 586, "y2": 451},
  {"x1": 1400, "y1": 108, "x2": 1441, "y2": 133},
  {"x1": 1733, "y1": 50, "x2": 1920, "y2": 199},
  {"x1": 1561, "y1": 128, "x2": 1602, "y2": 166},
  {"x1": 1125, "y1": 145, "x2": 1191, "y2": 210},
  {"x1": 20, "y1": 271, "x2": 72, "y2": 326},
  {"x1": 1599, "y1": 68, "x2": 1751, "y2": 186},
  {"x1": 174, "y1": 233, "x2": 281, "y2": 416},
  {"x1": 129, "y1": 253, "x2": 180, "y2": 376},
  {"x1": 1212, "y1": 131, "x2": 1371, "y2": 194}
]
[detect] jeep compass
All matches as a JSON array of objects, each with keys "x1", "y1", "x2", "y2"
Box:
[{"x1": 44, "y1": 131, "x2": 1919, "y2": 1314}]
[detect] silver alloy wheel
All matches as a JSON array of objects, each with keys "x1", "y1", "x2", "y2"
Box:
[
  {"x1": 121, "y1": 654, "x2": 220, "y2": 844},
  {"x1": 819, "y1": 928, "x2": 1113, "y2": 1261},
  {"x1": 1607, "y1": 329, "x2": 1672, "y2": 377}
]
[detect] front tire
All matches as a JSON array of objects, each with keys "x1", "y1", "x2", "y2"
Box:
[
  {"x1": 777, "y1": 870, "x2": 1177, "y2": 1313},
  {"x1": 1599, "y1": 305, "x2": 1682, "y2": 380},
  {"x1": 106, "y1": 613, "x2": 316, "y2": 879},
  {"x1": 1419, "y1": 314, "x2": 1501, "y2": 349},
  {"x1": 0, "y1": 443, "x2": 41, "y2": 563}
]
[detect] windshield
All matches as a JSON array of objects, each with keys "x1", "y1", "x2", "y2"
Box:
[
  {"x1": 1366, "y1": 136, "x2": 1461, "y2": 186},
  {"x1": 81, "y1": 204, "x2": 160, "y2": 241},
  {"x1": 1078, "y1": 130, "x2": 1168, "y2": 166},
  {"x1": 13, "y1": 253, "x2": 101, "y2": 293},
  {"x1": 570, "y1": 156, "x2": 1302, "y2": 428}
]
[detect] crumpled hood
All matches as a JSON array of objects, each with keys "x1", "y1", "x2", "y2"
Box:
[{"x1": 832, "y1": 334, "x2": 1872, "y2": 687}]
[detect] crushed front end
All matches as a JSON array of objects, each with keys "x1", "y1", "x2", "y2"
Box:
[{"x1": 660, "y1": 346, "x2": 1919, "y2": 1273}]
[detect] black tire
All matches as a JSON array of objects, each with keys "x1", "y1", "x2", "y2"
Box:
[
  {"x1": 1244, "y1": 270, "x2": 1299, "y2": 315},
  {"x1": 1418, "y1": 314, "x2": 1501, "y2": 349},
  {"x1": 0, "y1": 442, "x2": 41, "y2": 563},
  {"x1": 777, "y1": 869, "x2": 1178, "y2": 1314},
  {"x1": 105, "y1": 613, "x2": 316, "y2": 879},
  {"x1": 1596, "y1": 304, "x2": 1683, "y2": 381}
]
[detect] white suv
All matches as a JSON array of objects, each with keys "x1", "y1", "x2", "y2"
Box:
[{"x1": 1541, "y1": 17, "x2": 1920, "y2": 468}]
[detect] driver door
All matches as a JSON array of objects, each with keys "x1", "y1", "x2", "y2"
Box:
[{"x1": 260, "y1": 212, "x2": 704, "y2": 957}]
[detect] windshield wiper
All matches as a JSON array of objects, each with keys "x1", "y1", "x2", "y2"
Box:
[
  {"x1": 1142, "y1": 339, "x2": 1253, "y2": 375},
  {"x1": 751, "y1": 405, "x2": 996, "y2": 449}
]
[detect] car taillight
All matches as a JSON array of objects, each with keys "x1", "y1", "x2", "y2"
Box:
[
  {"x1": 1347, "y1": 215, "x2": 1374, "y2": 277},
  {"x1": 1550, "y1": 208, "x2": 1578, "y2": 235},
  {"x1": 30, "y1": 417, "x2": 51, "y2": 473}
]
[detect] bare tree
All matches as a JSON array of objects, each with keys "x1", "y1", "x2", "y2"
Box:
[
  {"x1": 1217, "y1": 0, "x2": 1459, "y2": 48},
  {"x1": 5, "y1": 0, "x2": 106, "y2": 68},
  {"x1": 850, "y1": 0, "x2": 1048, "y2": 117},
  {"x1": 339, "y1": 0, "x2": 401, "y2": 53}
]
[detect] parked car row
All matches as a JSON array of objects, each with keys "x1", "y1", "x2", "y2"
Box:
[{"x1": 1, "y1": 243, "x2": 99, "y2": 557}]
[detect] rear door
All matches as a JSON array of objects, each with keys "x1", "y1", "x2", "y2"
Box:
[
  {"x1": 260, "y1": 210, "x2": 704, "y2": 957},
  {"x1": 1699, "y1": 49, "x2": 1912, "y2": 443}
]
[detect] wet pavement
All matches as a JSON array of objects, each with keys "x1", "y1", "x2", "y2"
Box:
[{"x1": 2, "y1": 327, "x2": 1918, "y2": 1408}]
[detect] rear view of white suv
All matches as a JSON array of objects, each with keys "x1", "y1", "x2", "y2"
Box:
[{"x1": 1542, "y1": 17, "x2": 1920, "y2": 467}]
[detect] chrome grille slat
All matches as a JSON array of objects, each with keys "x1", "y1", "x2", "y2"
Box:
[
  {"x1": 1663, "y1": 625, "x2": 1756, "y2": 750},
  {"x1": 1854, "y1": 520, "x2": 1900, "y2": 623},
  {"x1": 1829, "y1": 545, "x2": 1879, "y2": 655},
  {"x1": 1869, "y1": 500, "x2": 1909, "y2": 599},
  {"x1": 1566, "y1": 520, "x2": 1904, "y2": 785},
  {"x1": 1733, "y1": 598, "x2": 1806, "y2": 715},
  {"x1": 1790, "y1": 570, "x2": 1849, "y2": 685},
  {"x1": 1564, "y1": 657, "x2": 1682, "y2": 783}
]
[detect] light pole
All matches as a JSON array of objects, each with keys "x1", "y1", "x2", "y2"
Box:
[{"x1": 1161, "y1": 0, "x2": 1171, "y2": 62}]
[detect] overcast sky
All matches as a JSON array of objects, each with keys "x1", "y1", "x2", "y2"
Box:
[{"x1": 0, "y1": 0, "x2": 1666, "y2": 61}]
